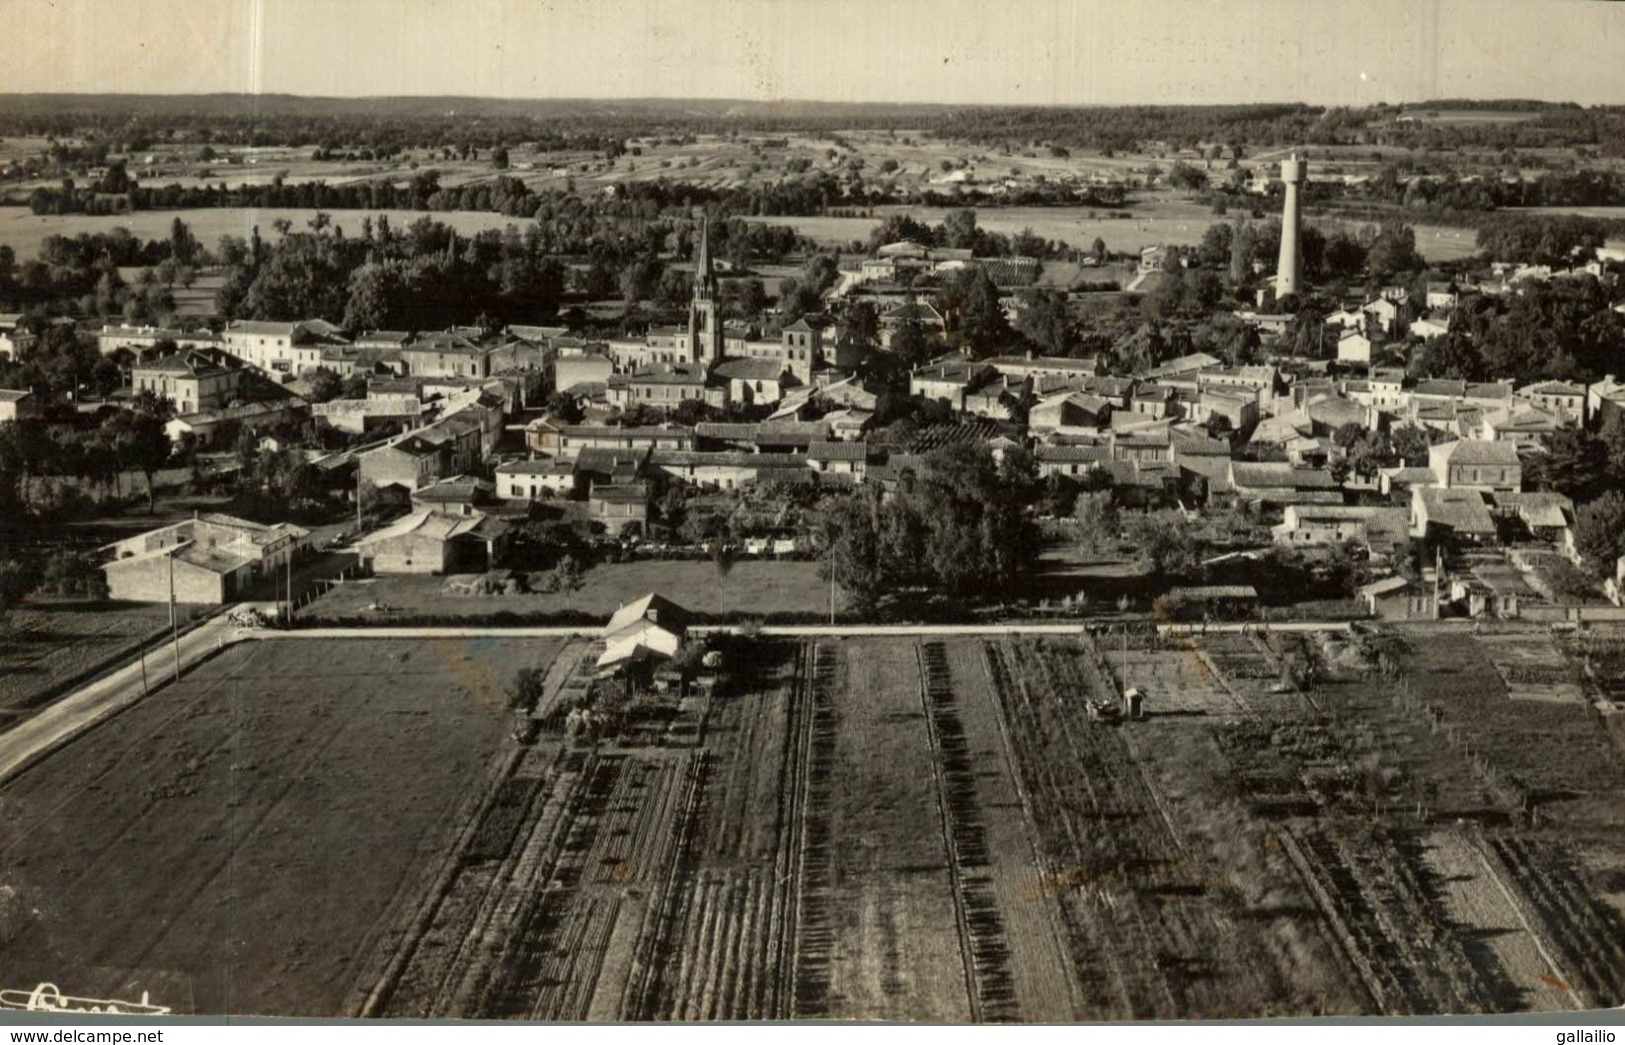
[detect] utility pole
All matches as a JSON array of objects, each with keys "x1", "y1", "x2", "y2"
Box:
[
  {"x1": 286, "y1": 553, "x2": 293, "y2": 624},
  {"x1": 167, "y1": 550, "x2": 182, "y2": 681},
  {"x1": 829, "y1": 567, "x2": 836, "y2": 626}
]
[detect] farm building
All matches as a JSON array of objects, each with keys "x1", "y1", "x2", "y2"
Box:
[
  {"x1": 101, "y1": 513, "x2": 313, "y2": 603},
  {"x1": 597, "y1": 592, "x2": 691, "y2": 675},
  {"x1": 355, "y1": 509, "x2": 510, "y2": 575},
  {"x1": 1358, "y1": 576, "x2": 1434, "y2": 621},
  {"x1": 103, "y1": 543, "x2": 256, "y2": 604}
]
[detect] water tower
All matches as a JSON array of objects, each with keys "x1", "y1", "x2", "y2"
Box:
[{"x1": 1275, "y1": 153, "x2": 1307, "y2": 298}]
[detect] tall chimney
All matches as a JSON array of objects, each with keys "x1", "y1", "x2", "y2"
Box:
[{"x1": 1276, "y1": 153, "x2": 1307, "y2": 298}]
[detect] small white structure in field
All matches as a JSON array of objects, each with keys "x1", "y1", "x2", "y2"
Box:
[{"x1": 597, "y1": 592, "x2": 691, "y2": 674}]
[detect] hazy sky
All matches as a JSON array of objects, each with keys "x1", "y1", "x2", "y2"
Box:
[{"x1": 4, "y1": 0, "x2": 1622, "y2": 106}]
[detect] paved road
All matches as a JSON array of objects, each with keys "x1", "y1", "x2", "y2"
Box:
[{"x1": 0, "y1": 611, "x2": 237, "y2": 786}]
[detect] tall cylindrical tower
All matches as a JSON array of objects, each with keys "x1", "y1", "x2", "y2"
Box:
[{"x1": 1276, "y1": 153, "x2": 1307, "y2": 298}]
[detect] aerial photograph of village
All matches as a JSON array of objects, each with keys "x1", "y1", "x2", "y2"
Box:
[{"x1": 1, "y1": 0, "x2": 1625, "y2": 1029}]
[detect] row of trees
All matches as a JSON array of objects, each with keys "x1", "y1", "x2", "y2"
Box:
[{"x1": 0, "y1": 391, "x2": 172, "y2": 518}]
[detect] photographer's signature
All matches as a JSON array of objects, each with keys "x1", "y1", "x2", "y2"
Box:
[{"x1": 0, "y1": 982, "x2": 172, "y2": 1015}]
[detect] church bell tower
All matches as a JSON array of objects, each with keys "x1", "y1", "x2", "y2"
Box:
[{"x1": 688, "y1": 217, "x2": 724, "y2": 366}]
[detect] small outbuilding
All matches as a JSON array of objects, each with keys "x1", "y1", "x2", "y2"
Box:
[{"x1": 597, "y1": 593, "x2": 691, "y2": 676}]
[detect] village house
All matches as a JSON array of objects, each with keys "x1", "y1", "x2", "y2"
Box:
[
  {"x1": 1035, "y1": 444, "x2": 1108, "y2": 480},
  {"x1": 589, "y1": 482, "x2": 650, "y2": 536},
  {"x1": 1428, "y1": 439, "x2": 1522, "y2": 493},
  {"x1": 0, "y1": 389, "x2": 40, "y2": 423},
  {"x1": 615, "y1": 363, "x2": 724, "y2": 412},
  {"x1": 1495, "y1": 491, "x2": 1576, "y2": 548},
  {"x1": 1425, "y1": 283, "x2": 1459, "y2": 311},
  {"x1": 131, "y1": 352, "x2": 241, "y2": 415},
  {"x1": 1340, "y1": 371, "x2": 1407, "y2": 412},
  {"x1": 1029, "y1": 391, "x2": 1112, "y2": 434},
  {"x1": 557, "y1": 424, "x2": 695, "y2": 458},
  {"x1": 399, "y1": 330, "x2": 494, "y2": 380},
  {"x1": 712, "y1": 357, "x2": 792, "y2": 407},
  {"x1": 1410, "y1": 485, "x2": 1497, "y2": 542},
  {"x1": 1327, "y1": 307, "x2": 1366, "y2": 331},
  {"x1": 1193, "y1": 388, "x2": 1258, "y2": 431},
  {"x1": 1226, "y1": 461, "x2": 1344, "y2": 510},
  {"x1": 1362, "y1": 297, "x2": 1402, "y2": 336},
  {"x1": 1409, "y1": 317, "x2": 1449, "y2": 341},
  {"x1": 1477, "y1": 405, "x2": 1562, "y2": 447},
  {"x1": 909, "y1": 357, "x2": 996, "y2": 412},
  {"x1": 1516, "y1": 380, "x2": 1586, "y2": 422},
  {"x1": 1111, "y1": 431, "x2": 1172, "y2": 466},
  {"x1": 1359, "y1": 576, "x2": 1434, "y2": 621},
  {"x1": 223, "y1": 319, "x2": 348, "y2": 378},
  {"x1": 0, "y1": 314, "x2": 37, "y2": 361},
  {"x1": 985, "y1": 354, "x2": 1102, "y2": 382},
  {"x1": 97, "y1": 323, "x2": 221, "y2": 357},
  {"x1": 410, "y1": 475, "x2": 496, "y2": 517},
  {"x1": 824, "y1": 409, "x2": 875, "y2": 442},
  {"x1": 647, "y1": 450, "x2": 761, "y2": 490},
  {"x1": 495, "y1": 457, "x2": 579, "y2": 500},
  {"x1": 164, "y1": 399, "x2": 303, "y2": 448},
  {"x1": 357, "y1": 434, "x2": 448, "y2": 492},
  {"x1": 773, "y1": 317, "x2": 828, "y2": 383},
  {"x1": 1586, "y1": 375, "x2": 1625, "y2": 429},
  {"x1": 1336, "y1": 329, "x2": 1375, "y2": 366},
  {"x1": 808, "y1": 441, "x2": 869, "y2": 481},
  {"x1": 1272, "y1": 505, "x2": 1409, "y2": 558},
  {"x1": 312, "y1": 394, "x2": 424, "y2": 435},
  {"x1": 879, "y1": 301, "x2": 947, "y2": 348}
]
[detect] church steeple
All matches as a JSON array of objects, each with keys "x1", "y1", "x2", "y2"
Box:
[
  {"x1": 695, "y1": 216, "x2": 713, "y2": 286},
  {"x1": 688, "y1": 216, "x2": 723, "y2": 365}
]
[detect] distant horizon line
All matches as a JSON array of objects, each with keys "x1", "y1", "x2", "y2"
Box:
[{"x1": 0, "y1": 91, "x2": 1610, "y2": 111}]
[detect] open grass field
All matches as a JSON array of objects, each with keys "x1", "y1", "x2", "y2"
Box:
[
  {"x1": 747, "y1": 203, "x2": 1488, "y2": 261},
  {"x1": 6, "y1": 622, "x2": 1625, "y2": 1019},
  {"x1": 0, "y1": 635, "x2": 564, "y2": 1016},
  {"x1": 0, "y1": 600, "x2": 180, "y2": 729},
  {"x1": 0, "y1": 205, "x2": 530, "y2": 263},
  {"x1": 306, "y1": 559, "x2": 829, "y2": 623}
]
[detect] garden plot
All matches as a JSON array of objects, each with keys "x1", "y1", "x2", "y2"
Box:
[{"x1": 1478, "y1": 633, "x2": 1586, "y2": 705}]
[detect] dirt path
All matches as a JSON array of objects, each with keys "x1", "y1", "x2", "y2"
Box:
[
  {"x1": 1422, "y1": 830, "x2": 1582, "y2": 1012},
  {"x1": 820, "y1": 639, "x2": 971, "y2": 1021},
  {"x1": 945, "y1": 640, "x2": 1081, "y2": 1021}
]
